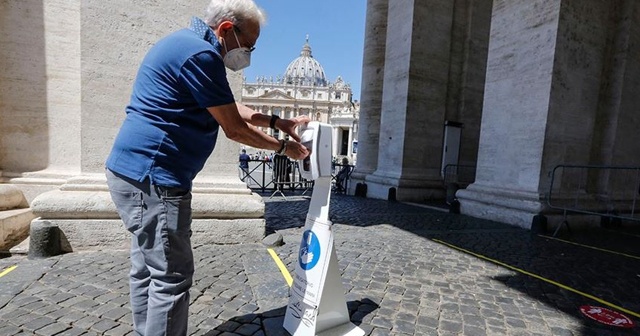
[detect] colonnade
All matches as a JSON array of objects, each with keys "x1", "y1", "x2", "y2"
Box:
[{"x1": 351, "y1": 0, "x2": 640, "y2": 228}]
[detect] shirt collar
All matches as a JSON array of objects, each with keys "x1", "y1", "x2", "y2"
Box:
[{"x1": 189, "y1": 16, "x2": 217, "y2": 45}]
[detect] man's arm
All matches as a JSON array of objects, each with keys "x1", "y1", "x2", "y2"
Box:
[
  {"x1": 207, "y1": 103, "x2": 309, "y2": 160},
  {"x1": 235, "y1": 103, "x2": 310, "y2": 142}
]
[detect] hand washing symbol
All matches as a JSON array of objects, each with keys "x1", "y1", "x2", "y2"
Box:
[
  {"x1": 300, "y1": 247, "x2": 314, "y2": 264},
  {"x1": 299, "y1": 230, "x2": 320, "y2": 270}
]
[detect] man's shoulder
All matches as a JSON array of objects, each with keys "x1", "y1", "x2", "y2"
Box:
[
  {"x1": 139, "y1": 29, "x2": 223, "y2": 84},
  {"x1": 150, "y1": 29, "x2": 218, "y2": 61}
]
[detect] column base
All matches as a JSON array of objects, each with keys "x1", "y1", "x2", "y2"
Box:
[
  {"x1": 0, "y1": 185, "x2": 35, "y2": 251},
  {"x1": 364, "y1": 172, "x2": 445, "y2": 202},
  {"x1": 1, "y1": 170, "x2": 71, "y2": 203},
  {"x1": 348, "y1": 169, "x2": 374, "y2": 196},
  {"x1": 29, "y1": 173, "x2": 267, "y2": 251},
  {"x1": 30, "y1": 218, "x2": 265, "y2": 252},
  {"x1": 456, "y1": 183, "x2": 544, "y2": 229}
]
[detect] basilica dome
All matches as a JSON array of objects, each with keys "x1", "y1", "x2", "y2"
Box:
[{"x1": 284, "y1": 38, "x2": 328, "y2": 87}]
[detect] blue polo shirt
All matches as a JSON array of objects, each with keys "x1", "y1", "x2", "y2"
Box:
[{"x1": 106, "y1": 17, "x2": 235, "y2": 189}]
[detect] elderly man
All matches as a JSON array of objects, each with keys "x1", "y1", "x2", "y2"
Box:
[{"x1": 105, "y1": 0, "x2": 309, "y2": 334}]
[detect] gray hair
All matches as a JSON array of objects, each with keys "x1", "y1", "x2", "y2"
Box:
[{"x1": 204, "y1": 0, "x2": 266, "y2": 29}]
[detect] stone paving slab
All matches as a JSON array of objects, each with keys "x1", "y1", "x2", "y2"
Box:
[{"x1": 0, "y1": 193, "x2": 639, "y2": 335}]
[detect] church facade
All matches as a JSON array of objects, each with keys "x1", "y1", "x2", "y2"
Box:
[{"x1": 241, "y1": 39, "x2": 360, "y2": 163}]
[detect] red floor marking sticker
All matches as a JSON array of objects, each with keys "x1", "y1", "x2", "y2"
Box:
[{"x1": 580, "y1": 305, "x2": 635, "y2": 328}]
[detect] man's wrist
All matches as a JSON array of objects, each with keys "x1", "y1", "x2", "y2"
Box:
[
  {"x1": 269, "y1": 115, "x2": 280, "y2": 130},
  {"x1": 276, "y1": 139, "x2": 288, "y2": 155}
]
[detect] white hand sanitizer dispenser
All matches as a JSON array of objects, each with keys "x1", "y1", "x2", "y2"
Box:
[
  {"x1": 284, "y1": 122, "x2": 365, "y2": 336},
  {"x1": 298, "y1": 121, "x2": 332, "y2": 181}
]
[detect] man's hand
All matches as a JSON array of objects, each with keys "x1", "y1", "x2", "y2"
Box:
[
  {"x1": 276, "y1": 115, "x2": 311, "y2": 142},
  {"x1": 284, "y1": 140, "x2": 310, "y2": 160}
]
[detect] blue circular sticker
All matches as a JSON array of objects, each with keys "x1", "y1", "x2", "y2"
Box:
[{"x1": 298, "y1": 230, "x2": 321, "y2": 270}]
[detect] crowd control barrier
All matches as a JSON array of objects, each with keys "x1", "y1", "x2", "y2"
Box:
[{"x1": 546, "y1": 164, "x2": 640, "y2": 235}]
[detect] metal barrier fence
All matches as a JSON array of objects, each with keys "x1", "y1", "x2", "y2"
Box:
[
  {"x1": 546, "y1": 164, "x2": 640, "y2": 234},
  {"x1": 242, "y1": 160, "x2": 482, "y2": 200},
  {"x1": 239, "y1": 158, "x2": 310, "y2": 194},
  {"x1": 239, "y1": 158, "x2": 354, "y2": 197}
]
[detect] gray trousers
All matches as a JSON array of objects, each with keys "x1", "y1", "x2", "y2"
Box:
[{"x1": 106, "y1": 169, "x2": 194, "y2": 336}]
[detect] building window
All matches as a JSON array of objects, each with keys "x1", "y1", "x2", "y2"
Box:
[
  {"x1": 318, "y1": 93, "x2": 323, "y2": 99},
  {"x1": 340, "y1": 129, "x2": 349, "y2": 155},
  {"x1": 335, "y1": 92, "x2": 341, "y2": 99}
]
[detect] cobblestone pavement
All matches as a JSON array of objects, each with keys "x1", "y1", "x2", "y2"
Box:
[{"x1": 1, "y1": 193, "x2": 640, "y2": 335}]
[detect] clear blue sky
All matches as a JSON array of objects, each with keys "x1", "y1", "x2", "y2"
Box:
[{"x1": 244, "y1": 0, "x2": 367, "y2": 101}]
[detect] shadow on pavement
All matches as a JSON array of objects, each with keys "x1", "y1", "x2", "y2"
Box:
[
  {"x1": 201, "y1": 298, "x2": 379, "y2": 335},
  {"x1": 263, "y1": 194, "x2": 640, "y2": 335},
  {"x1": 432, "y1": 234, "x2": 640, "y2": 336}
]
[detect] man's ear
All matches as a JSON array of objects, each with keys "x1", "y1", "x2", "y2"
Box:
[{"x1": 215, "y1": 20, "x2": 234, "y2": 36}]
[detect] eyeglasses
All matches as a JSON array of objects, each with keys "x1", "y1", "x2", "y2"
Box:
[{"x1": 233, "y1": 25, "x2": 256, "y2": 52}]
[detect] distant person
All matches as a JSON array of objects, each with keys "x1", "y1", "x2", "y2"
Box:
[
  {"x1": 104, "y1": 1, "x2": 309, "y2": 335},
  {"x1": 239, "y1": 149, "x2": 250, "y2": 179},
  {"x1": 272, "y1": 153, "x2": 291, "y2": 191},
  {"x1": 334, "y1": 157, "x2": 351, "y2": 193}
]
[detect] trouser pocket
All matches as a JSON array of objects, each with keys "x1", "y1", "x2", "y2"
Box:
[
  {"x1": 157, "y1": 187, "x2": 193, "y2": 275},
  {"x1": 106, "y1": 170, "x2": 144, "y2": 233}
]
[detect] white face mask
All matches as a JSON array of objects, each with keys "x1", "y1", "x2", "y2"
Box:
[{"x1": 222, "y1": 28, "x2": 251, "y2": 71}]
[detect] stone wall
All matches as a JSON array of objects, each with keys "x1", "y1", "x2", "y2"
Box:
[
  {"x1": 1, "y1": 0, "x2": 244, "y2": 186},
  {"x1": 81, "y1": 0, "x2": 227, "y2": 174},
  {"x1": 445, "y1": 0, "x2": 492, "y2": 167},
  {"x1": 540, "y1": 0, "x2": 612, "y2": 190},
  {"x1": 608, "y1": 2, "x2": 640, "y2": 167}
]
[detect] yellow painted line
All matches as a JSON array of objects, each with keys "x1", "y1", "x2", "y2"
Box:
[
  {"x1": 267, "y1": 248, "x2": 293, "y2": 287},
  {"x1": 539, "y1": 235, "x2": 640, "y2": 260},
  {"x1": 433, "y1": 239, "x2": 640, "y2": 319},
  {"x1": 0, "y1": 265, "x2": 17, "y2": 278}
]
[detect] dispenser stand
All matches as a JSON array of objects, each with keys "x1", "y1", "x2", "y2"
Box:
[{"x1": 283, "y1": 176, "x2": 364, "y2": 336}]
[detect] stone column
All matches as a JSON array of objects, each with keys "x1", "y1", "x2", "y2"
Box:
[
  {"x1": 590, "y1": 0, "x2": 636, "y2": 195},
  {"x1": 332, "y1": 128, "x2": 340, "y2": 159},
  {"x1": 365, "y1": 0, "x2": 456, "y2": 201},
  {"x1": 457, "y1": 0, "x2": 623, "y2": 228},
  {"x1": 347, "y1": 127, "x2": 354, "y2": 160},
  {"x1": 0, "y1": 1, "x2": 78, "y2": 250},
  {"x1": 443, "y1": 0, "x2": 492, "y2": 167},
  {"x1": 0, "y1": 0, "x2": 81, "y2": 201},
  {"x1": 27, "y1": 0, "x2": 265, "y2": 251},
  {"x1": 348, "y1": 0, "x2": 388, "y2": 194}
]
